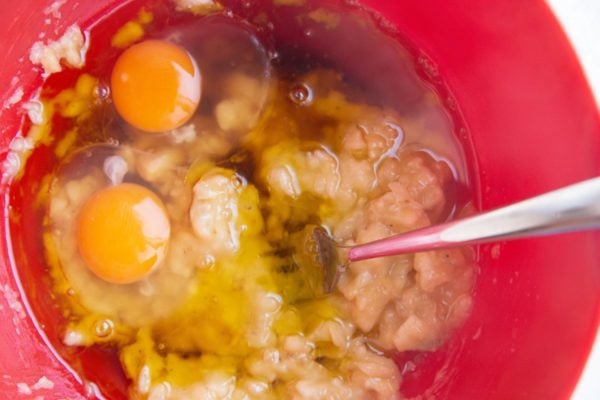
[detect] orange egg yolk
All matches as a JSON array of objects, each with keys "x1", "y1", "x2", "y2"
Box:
[
  {"x1": 76, "y1": 183, "x2": 171, "y2": 284},
  {"x1": 111, "y1": 40, "x2": 201, "y2": 132}
]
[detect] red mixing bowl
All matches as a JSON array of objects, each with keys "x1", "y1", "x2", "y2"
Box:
[{"x1": 0, "y1": 0, "x2": 599, "y2": 398}]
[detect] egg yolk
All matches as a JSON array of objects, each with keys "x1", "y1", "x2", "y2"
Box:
[
  {"x1": 111, "y1": 40, "x2": 201, "y2": 132},
  {"x1": 77, "y1": 183, "x2": 171, "y2": 284}
]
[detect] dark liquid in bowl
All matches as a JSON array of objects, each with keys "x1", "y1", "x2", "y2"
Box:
[{"x1": 7, "y1": 0, "x2": 477, "y2": 398}]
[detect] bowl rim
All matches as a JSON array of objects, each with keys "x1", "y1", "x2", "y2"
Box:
[{"x1": 547, "y1": 1, "x2": 600, "y2": 398}]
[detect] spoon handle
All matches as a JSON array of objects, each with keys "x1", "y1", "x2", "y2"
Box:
[{"x1": 348, "y1": 177, "x2": 600, "y2": 262}]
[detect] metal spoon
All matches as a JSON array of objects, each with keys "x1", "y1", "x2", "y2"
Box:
[{"x1": 300, "y1": 177, "x2": 600, "y2": 293}]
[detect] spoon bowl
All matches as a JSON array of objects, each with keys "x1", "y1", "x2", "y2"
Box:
[{"x1": 303, "y1": 177, "x2": 600, "y2": 292}]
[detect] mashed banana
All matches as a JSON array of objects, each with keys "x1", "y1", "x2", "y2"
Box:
[{"x1": 43, "y1": 69, "x2": 474, "y2": 399}]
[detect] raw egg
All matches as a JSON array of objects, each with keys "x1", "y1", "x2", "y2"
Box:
[
  {"x1": 76, "y1": 183, "x2": 171, "y2": 284},
  {"x1": 111, "y1": 40, "x2": 201, "y2": 132}
]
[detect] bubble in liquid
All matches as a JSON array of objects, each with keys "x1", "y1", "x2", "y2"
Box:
[
  {"x1": 232, "y1": 177, "x2": 243, "y2": 189},
  {"x1": 94, "y1": 83, "x2": 110, "y2": 100},
  {"x1": 201, "y1": 254, "x2": 216, "y2": 268},
  {"x1": 93, "y1": 318, "x2": 114, "y2": 338},
  {"x1": 106, "y1": 137, "x2": 121, "y2": 146},
  {"x1": 289, "y1": 83, "x2": 313, "y2": 106}
]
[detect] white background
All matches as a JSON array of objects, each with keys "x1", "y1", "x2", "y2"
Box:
[{"x1": 546, "y1": 1, "x2": 600, "y2": 399}]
